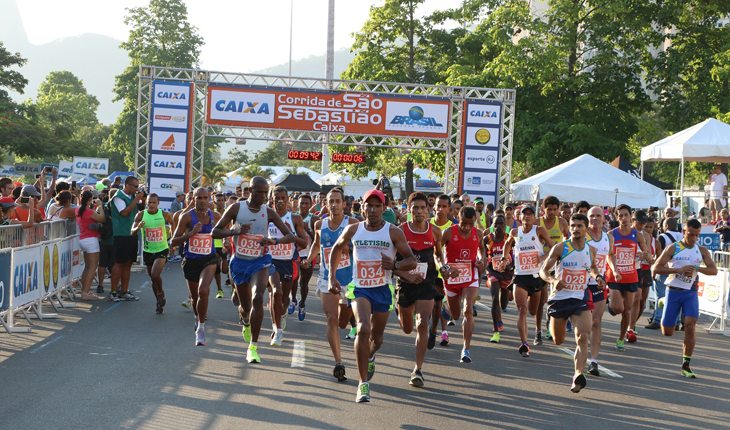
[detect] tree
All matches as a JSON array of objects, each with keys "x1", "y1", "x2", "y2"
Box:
[
  {"x1": 237, "y1": 164, "x2": 275, "y2": 181},
  {"x1": 107, "y1": 0, "x2": 204, "y2": 168}
]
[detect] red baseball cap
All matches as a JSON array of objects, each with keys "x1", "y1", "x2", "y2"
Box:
[
  {"x1": 363, "y1": 189, "x2": 386, "y2": 204},
  {"x1": 0, "y1": 196, "x2": 16, "y2": 208}
]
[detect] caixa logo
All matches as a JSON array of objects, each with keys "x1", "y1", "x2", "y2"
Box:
[
  {"x1": 157, "y1": 91, "x2": 187, "y2": 101},
  {"x1": 153, "y1": 160, "x2": 183, "y2": 169},
  {"x1": 160, "y1": 183, "x2": 174, "y2": 189},
  {"x1": 75, "y1": 160, "x2": 107, "y2": 171},
  {"x1": 215, "y1": 100, "x2": 270, "y2": 114},
  {"x1": 390, "y1": 106, "x2": 443, "y2": 127},
  {"x1": 469, "y1": 109, "x2": 498, "y2": 119}
]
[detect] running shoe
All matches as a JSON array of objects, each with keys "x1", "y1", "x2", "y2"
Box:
[
  {"x1": 645, "y1": 321, "x2": 661, "y2": 330},
  {"x1": 195, "y1": 328, "x2": 206, "y2": 346},
  {"x1": 155, "y1": 297, "x2": 166, "y2": 315},
  {"x1": 215, "y1": 290, "x2": 224, "y2": 299},
  {"x1": 288, "y1": 299, "x2": 297, "y2": 315},
  {"x1": 519, "y1": 343, "x2": 530, "y2": 358},
  {"x1": 333, "y1": 363, "x2": 347, "y2": 382},
  {"x1": 242, "y1": 324, "x2": 252, "y2": 343},
  {"x1": 346, "y1": 327, "x2": 357, "y2": 340},
  {"x1": 447, "y1": 319, "x2": 455, "y2": 326},
  {"x1": 472, "y1": 305, "x2": 477, "y2": 317},
  {"x1": 270, "y1": 330, "x2": 283, "y2": 346},
  {"x1": 409, "y1": 369, "x2": 425, "y2": 387},
  {"x1": 440, "y1": 331, "x2": 449, "y2": 346},
  {"x1": 246, "y1": 345, "x2": 260, "y2": 363},
  {"x1": 181, "y1": 299, "x2": 190, "y2": 308},
  {"x1": 96, "y1": 286, "x2": 103, "y2": 294},
  {"x1": 427, "y1": 332, "x2": 436, "y2": 350},
  {"x1": 495, "y1": 321, "x2": 504, "y2": 332},
  {"x1": 545, "y1": 328, "x2": 553, "y2": 341},
  {"x1": 356, "y1": 382, "x2": 370, "y2": 403},
  {"x1": 571, "y1": 373, "x2": 587, "y2": 393},
  {"x1": 615, "y1": 339, "x2": 626, "y2": 352},
  {"x1": 281, "y1": 313, "x2": 287, "y2": 331},
  {"x1": 460, "y1": 349, "x2": 472, "y2": 363},
  {"x1": 298, "y1": 304, "x2": 306, "y2": 321},
  {"x1": 681, "y1": 365, "x2": 697, "y2": 379},
  {"x1": 490, "y1": 332, "x2": 501, "y2": 343},
  {"x1": 367, "y1": 356, "x2": 376, "y2": 381},
  {"x1": 108, "y1": 292, "x2": 120, "y2": 302},
  {"x1": 566, "y1": 320, "x2": 573, "y2": 332},
  {"x1": 121, "y1": 292, "x2": 139, "y2": 301},
  {"x1": 533, "y1": 331, "x2": 543, "y2": 346},
  {"x1": 626, "y1": 329, "x2": 637, "y2": 343},
  {"x1": 588, "y1": 361, "x2": 600, "y2": 377}
]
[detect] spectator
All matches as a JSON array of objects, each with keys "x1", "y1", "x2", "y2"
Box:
[
  {"x1": 76, "y1": 190, "x2": 105, "y2": 300},
  {"x1": 11, "y1": 185, "x2": 45, "y2": 223},
  {"x1": 170, "y1": 191, "x2": 185, "y2": 213},
  {"x1": 0, "y1": 177, "x2": 14, "y2": 198},
  {"x1": 714, "y1": 209, "x2": 730, "y2": 251},
  {"x1": 96, "y1": 188, "x2": 115, "y2": 294},
  {"x1": 109, "y1": 176, "x2": 144, "y2": 301},
  {"x1": 0, "y1": 196, "x2": 35, "y2": 228},
  {"x1": 111, "y1": 176, "x2": 122, "y2": 189},
  {"x1": 48, "y1": 190, "x2": 76, "y2": 221},
  {"x1": 46, "y1": 182, "x2": 72, "y2": 214},
  {"x1": 708, "y1": 164, "x2": 727, "y2": 222}
]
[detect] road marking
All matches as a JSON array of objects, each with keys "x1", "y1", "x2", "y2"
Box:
[
  {"x1": 291, "y1": 340, "x2": 306, "y2": 368},
  {"x1": 557, "y1": 347, "x2": 623, "y2": 378},
  {"x1": 30, "y1": 335, "x2": 64, "y2": 354},
  {"x1": 475, "y1": 301, "x2": 490, "y2": 311},
  {"x1": 103, "y1": 302, "x2": 122, "y2": 313}
]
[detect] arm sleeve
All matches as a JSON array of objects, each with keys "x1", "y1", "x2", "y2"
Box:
[{"x1": 113, "y1": 196, "x2": 126, "y2": 213}]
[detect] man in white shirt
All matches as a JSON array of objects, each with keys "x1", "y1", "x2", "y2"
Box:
[{"x1": 708, "y1": 164, "x2": 727, "y2": 222}]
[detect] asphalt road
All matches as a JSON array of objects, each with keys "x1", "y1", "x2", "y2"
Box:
[{"x1": 2, "y1": 264, "x2": 730, "y2": 430}]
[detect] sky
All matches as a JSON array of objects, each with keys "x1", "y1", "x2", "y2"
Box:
[{"x1": 15, "y1": 0, "x2": 462, "y2": 73}]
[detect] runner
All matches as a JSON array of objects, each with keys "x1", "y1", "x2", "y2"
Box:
[
  {"x1": 213, "y1": 192, "x2": 228, "y2": 300},
  {"x1": 429, "y1": 194, "x2": 453, "y2": 347},
  {"x1": 302, "y1": 187, "x2": 357, "y2": 382},
  {"x1": 131, "y1": 193, "x2": 173, "y2": 314},
  {"x1": 629, "y1": 218, "x2": 656, "y2": 342},
  {"x1": 540, "y1": 213, "x2": 605, "y2": 392},
  {"x1": 485, "y1": 215, "x2": 514, "y2": 343},
  {"x1": 328, "y1": 189, "x2": 417, "y2": 403},
  {"x1": 646, "y1": 218, "x2": 683, "y2": 330},
  {"x1": 170, "y1": 188, "x2": 221, "y2": 346},
  {"x1": 290, "y1": 193, "x2": 319, "y2": 321},
  {"x1": 441, "y1": 206, "x2": 487, "y2": 363},
  {"x1": 393, "y1": 192, "x2": 446, "y2": 387},
  {"x1": 585, "y1": 206, "x2": 617, "y2": 376},
  {"x1": 604, "y1": 205, "x2": 651, "y2": 352},
  {"x1": 538, "y1": 196, "x2": 569, "y2": 344},
  {"x1": 651, "y1": 218, "x2": 717, "y2": 378},
  {"x1": 211, "y1": 177, "x2": 297, "y2": 363},
  {"x1": 267, "y1": 186, "x2": 308, "y2": 345},
  {"x1": 502, "y1": 205, "x2": 554, "y2": 357}
]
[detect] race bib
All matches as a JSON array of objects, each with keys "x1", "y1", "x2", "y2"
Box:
[
  {"x1": 323, "y1": 247, "x2": 351, "y2": 270},
  {"x1": 269, "y1": 243, "x2": 294, "y2": 259},
  {"x1": 356, "y1": 260, "x2": 386, "y2": 287},
  {"x1": 409, "y1": 262, "x2": 428, "y2": 279},
  {"x1": 518, "y1": 251, "x2": 540, "y2": 271},
  {"x1": 615, "y1": 247, "x2": 635, "y2": 273},
  {"x1": 451, "y1": 262, "x2": 473, "y2": 284},
  {"x1": 189, "y1": 233, "x2": 212, "y2": 255},
  {"x1": 145, "y1": 227, "x2": 163, "y2": 243},
  {"x1": 594, "y1": 253, "x2": 607, "y2": 274},
  {"x1": 561, "y1": 268, "x2": 588, "y2": 291},
  {"x1": 235, "y1": 234, "x2": 264, "y2": 258}
]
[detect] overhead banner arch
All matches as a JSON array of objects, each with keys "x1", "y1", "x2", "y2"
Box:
[{"x1": 135, "y1": 65, "x2": 516, "y2": 209}]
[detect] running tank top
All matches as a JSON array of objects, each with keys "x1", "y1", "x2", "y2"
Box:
[
  {"x1": 184, "y1": 210, "x2": 215, "y2": 260},
  {"x1": 540, "y1": 216, "x2": 563, "y2": 251},
  {"x1": 142, "y1": 209, "x2": 168, "y2": 253},
  {"x1": 605, "y1": 228, "x2": 639, "y2": 284},
  {"x1": 233, "y1": 201, "x2": 268, "y2": 260},
  {"x1": 514, "y1": 225, "x2": 545, "y2": 276},
  {"x1": 430, "y1": 218, "x2": 452, "y2": 231},
  {"x1": 640, "y1": 236, "x2": 656, "y2": 270},
  {"x1": 268, "y1": 212, "x2": 295, "y2": 260},
  {"x1": 398, "y1": 223, "x2": 436, "y2": 289},
  {"x1": 587, "y1": 229, "x2": 609, "y2": 285},
  {"x1": 444, "y1": 225, "x2": 480, "y2": 286},
  {"x1": 485, "y1": 233, "x2": 509, "y2": 271},
  {"x1": 299, "y1": 213, "x2": 313, "y2": 258},
  {"x1": 351, "y1": 222, "x2": 395, "y2": 289},
  {"x1": 666, "y1": 242, "x2": 702, "y2": 290},
  {"x1": 321, "y1": 216, "x2": 353, "y2": 285},
  {"x1": 552, "y1": 240, "x2": 592, "y2": 301}
]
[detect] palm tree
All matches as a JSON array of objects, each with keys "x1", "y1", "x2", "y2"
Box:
[
  {"x1": 201, "y1": 162, "x2": 228, "y2": 187},
  {"x1": 237, "y1": 164, "x2": 275, "y2": 181}
]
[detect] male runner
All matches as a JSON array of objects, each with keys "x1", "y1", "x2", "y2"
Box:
[
  {"x1": 290, "y1": 194, "x2": 319, "y2": 320},
  {"x1": 585, "y1": 206, "x2": 617, "y2": 376},
  {"x1": 628, "y1": 218, "x2": 656, "y2": 342},
  {"x1": 213, "y1": 192, "x2": 228, "y2": 299},
  {"x1": 171, "y1": 188, "x2": 221, "y2": 346},
  {"x1": 485, "y1": 215, "x2": 514, "y2": 343},
  {"x1": 605, "y1": 205, "x2": 651, "y2": 352},
  {"x1": 394, "y1": 192, "x2": 446, "y2": 387},
  {"x1": 646, "y1": 218, "x2": 683, "y2": 330},
  {"x1": 503, "y1": 206, "x2": 554, "y2": 357},
  {"x1": 303, "y1": 188, "x2": 357, "y2": 382},
  {"x1": 328, "y1": 189, "x2": 416, "y2": 403},
  {"x1": 537, "y1": 196, "x2": 568, "y2": 344},
  {"x1": 429, "y1": 194, "x2": 453, "y2": 347},
  {"x1": 441, "y1": 206, "x2": 487, "y2": 363},
  {"x1": 540, "y1": 213, "x2": 605, "y2": 392},
  {"x1": 652, "y1": 218, "x2": 717, "y2": 378},
  {"x1": 131, "y1": 193, "x2": 173, "y2": 314},
  {"x1": 267, "y1": 186, "x2": 308, "y2": 345},
  {"x1": 212, "y1": 177, "x2": 296, "y2": 363}
]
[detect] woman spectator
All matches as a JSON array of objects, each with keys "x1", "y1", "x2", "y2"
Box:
[
  {"x1": 75, "y1": 190, "x2": 105, "y2": 300},
  {"x1": 48, "y1": 190, "x2": 76, "y2": 221}
]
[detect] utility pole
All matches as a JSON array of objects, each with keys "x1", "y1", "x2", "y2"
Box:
[{"x1": 321, "y1": 0, "x2": 335, "y2": 175}]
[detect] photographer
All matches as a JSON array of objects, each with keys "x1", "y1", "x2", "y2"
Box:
[
  {"x1": 11, "y1": 184, "x2": 45, "y2": 223},
  {"x1": 109, "y1": 176, "x2": 145, "y2": 301}
]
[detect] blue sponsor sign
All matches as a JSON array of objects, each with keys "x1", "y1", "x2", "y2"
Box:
[
  {"x1": 0, "y1": 250, "x2": 11, "y2": 311},
  {"x1": 699, "y1": 233, "x2": 721, "y2": 251}
]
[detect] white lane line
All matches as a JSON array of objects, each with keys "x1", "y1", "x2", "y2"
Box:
[
  {"x1": 557, "y1": 347, "x2": 623, "y2": 378},
  {"x1": 30, "y1": 335, "x2": 64, "y2": 354},
  {"x1": 475, "y1": 301, "x2": 490, "y2": 311},
  {"x1": 291, "y1": 340, "x2": 306, "y2": 368}
]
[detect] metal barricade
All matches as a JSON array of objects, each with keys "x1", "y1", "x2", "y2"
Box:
[
  {"x1": 0, "y1": 220, "x2": 73, "y2": 250},
  {"x1": 713, "y1": 251, "x2": 730, "y2": 270}
]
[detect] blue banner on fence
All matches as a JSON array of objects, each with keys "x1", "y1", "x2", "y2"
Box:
[
  {"x1": 699, "y1": 233, "x2": 721, "y2": 251},
  {"x1": 0, "y1": 250, "x2": 11, "y2": 311}
]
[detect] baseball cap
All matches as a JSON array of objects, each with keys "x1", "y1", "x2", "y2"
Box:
[
  {"x1": 21, "y1": 184, "x2": 41, "y2": 197},
  {"x1": 176, "y1": 191, "x2": 185, "y2": 197},
  {"x1": 520, "y1": 205, "x2": 536, "y2": 215},
  {"x1": 0, "y1": 196, "x2": 16, "y2": 208},
  {"x1": 474, "y1": 197, "x2": 484, "y2": 203},
  {"x1": 363, "y1": 189, "x2": 386, "y2": 204}
]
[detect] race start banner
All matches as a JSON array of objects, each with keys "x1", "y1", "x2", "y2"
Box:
[
  {"x1": 457, "y1": 100, "x2": 503, "y2": 207},
  {"x1": 148, "y1": 80, "x2": 194, "y2": 211},
  {"x1": 206, "y1": 85, "x2": 451, "y2": 139}
]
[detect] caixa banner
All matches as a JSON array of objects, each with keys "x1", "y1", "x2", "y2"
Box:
[{"x1": 206, "y1": 85, "x2": 451, "y2": 139}]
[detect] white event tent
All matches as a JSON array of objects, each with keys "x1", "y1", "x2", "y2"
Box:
[
  {"x1": 318, "y1": 171, "x2": 403, "y2": 199},
  {"x1": 511, "y1": 154, "x2": 666, "y2": 208}
]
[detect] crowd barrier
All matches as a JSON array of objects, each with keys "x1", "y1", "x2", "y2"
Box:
[
  {"x1": 0, "y1": 220, "x2": 84, "y2": 333},
  {"x1": 696, "y1": 251, "x2": 730, "y2": 335}
]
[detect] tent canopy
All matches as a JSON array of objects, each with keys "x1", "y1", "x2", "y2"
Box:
[
  {"x1": 511, "y1": 154, "x2": 666, "y2": 208},
  {"x1": 640, "y1": 118, "x2": 730, "y2": 162},
  {"x1": 274, "y1": 174, "x2": 321, "y2": 192}
]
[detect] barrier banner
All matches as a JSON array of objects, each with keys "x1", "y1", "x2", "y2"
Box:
[
  {"x1": 41, "y1": 239, "x2": 73, "y2": 294},
  {"x1": 699, "y1": 233, "x2": 721, "y2": 252},
  {"x1": 71, "y1": 236, "x2": 85, "y2": 281},
  {"x1": 11, "y1": 246, "x2": 42, "y2": 309},
  {"x1": 73, "y1": 157, "x2": 109, "y2": 175},
  {"x1": 0, "y1": 165, "x2": 14, "y2": 176},
  {"x1": 698, "y1": 272, "x2": 727, "y2": 318},
  {"x1": 58, "y1": 160, "x2": 74, "y2": 177},
  {"x1": 206, "y1": 85, "x2": 451, "y2": 139},
  {"x1": 0, "y1": 250, "x2": 10, "y2": 311},
  {"x1": 458, "y1": 100, "x2": 503, "y2": 206},
  {"x1": 14, "y1": 163, "x2": 41, "y2": 175}
]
